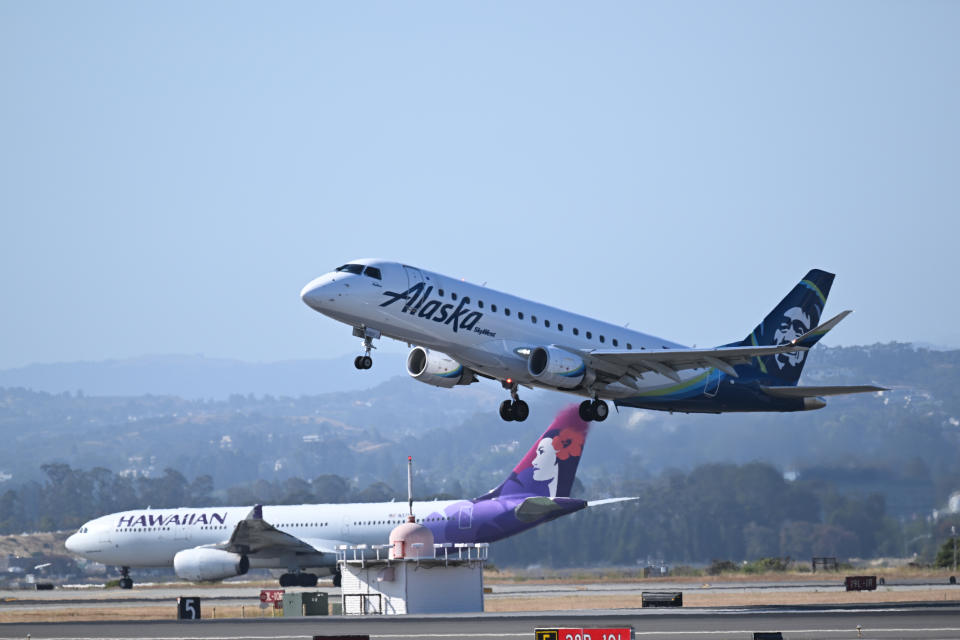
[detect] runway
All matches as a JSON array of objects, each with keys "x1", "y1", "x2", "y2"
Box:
[
  {"x1": 3, "y1": 578, "x2": 960, "y2": 639},
  {"x1": 2, "y1": 603, "x2": 960, "y2": 639}
]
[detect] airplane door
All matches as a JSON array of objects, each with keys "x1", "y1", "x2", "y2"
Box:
[
  {"x1": 403, "y1": 266, "x2": 424, "y2": 288},
  {"x1": 703, "y1": 368, "x2": 721, "y2": 397},
  {"x1": 174, "y1": 518, "x2": 192, "y2": 542},
  {"x1": 458, "y1": 505, "x2": 473, "y2": 530}
]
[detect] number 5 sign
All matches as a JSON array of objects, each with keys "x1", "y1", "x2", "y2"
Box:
[{"x1": 177, "y1": 596, "x2": 201, "y2": 620}]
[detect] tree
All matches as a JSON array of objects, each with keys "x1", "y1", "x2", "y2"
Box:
[{"x1": 935, "y1": 537, "x2": 959, "y2": 569}]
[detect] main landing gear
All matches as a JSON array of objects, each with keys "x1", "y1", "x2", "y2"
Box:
[
  {"x1": 119, "y1": 566, "x2": 133, "y2": 589},
  {"x1": 279, "y1": 571, "x2": 319, "y2": 587},
  {"x1": 579, "y1": 398, "x2": 609, "y2": 422},
  {"x1": 499, "y1": 381, "x2": 529, "y2": 422},
  {"x1": 352, "y1": 326, "x2": 380, "y2": 370}
]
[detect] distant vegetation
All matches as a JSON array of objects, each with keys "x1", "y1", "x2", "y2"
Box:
[{"x1": 2, "y1": 342, "x2": 960, "y2": 566}]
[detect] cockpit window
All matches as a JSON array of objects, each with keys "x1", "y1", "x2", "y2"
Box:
[
  {"x1": 335, "y1": 264, "x2": 364, "y2": 275},
  {"x1": 364, "y1": 266, "x2": 382, "y2": 280}
]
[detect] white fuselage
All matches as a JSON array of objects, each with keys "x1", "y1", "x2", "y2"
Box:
[
  {"x1": 66, "y1": 501, "x2": 463, "y2": 570},
  {"x1": 300, "y1": 260, "x2": 689, "y2": 399}
]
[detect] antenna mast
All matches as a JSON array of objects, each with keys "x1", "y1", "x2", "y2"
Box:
[{"x1": 407, "y1": 455, "x2": 414, "y2": 522}]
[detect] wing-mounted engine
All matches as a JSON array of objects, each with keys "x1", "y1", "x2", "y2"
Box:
[
  {"x1": 406, "y1": 347, "x2": 476, "y2": 388},
  {"x1": 528, "y1": 346, "x2": 587, "y2": 389},
  {"x1": 173, "y1": 548, "x2": 249, "y2": 582}
]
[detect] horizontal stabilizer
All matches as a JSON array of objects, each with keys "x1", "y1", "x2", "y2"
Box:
[
  {"x1": 586, "y1": 496, "x2": 640, "y2": 508},
  {"x1": 761, "y1": 384, "x2": 888, "y2": 398},
  {"x1": 791, "y1": 310, "x2": 852, "y2": 349},
  {"x1": 513, "y1": 496, "x2": 586, "y2": 522}
]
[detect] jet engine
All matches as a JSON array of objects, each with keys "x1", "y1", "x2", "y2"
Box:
[
  {"x1": 406, "y1": 347, "x2": 475, "y2": 388},
  {"x1": 173, "y1": 548, "x2": 249, "y2": 582},
  {"x1": 527, "y1": 346, "x2": 586, "y2": 389}
]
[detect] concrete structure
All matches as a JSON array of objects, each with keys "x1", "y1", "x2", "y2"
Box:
[{"x1": 338, "y1": 542, "x2": 487, "y2": 615}]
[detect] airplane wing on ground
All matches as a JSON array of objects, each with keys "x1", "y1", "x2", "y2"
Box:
[
  {"x1": 214, "y1": 505, "x2": 347, "y2": 556},
  {"x1": 760, "y1": 385, "x2": 888, "y2": 398},
  {"x1": 560, "y1": 311, "x2": 852, "y2": 385}
]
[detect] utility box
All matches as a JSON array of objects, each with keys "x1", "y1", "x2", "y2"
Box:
[
  {"x1": 641, "y1": 591, "x2": 682, "y2": 607},
  {"x1": 845, "y1": 576, "x2": 877, "y2": 591},
  {"x1": 282, "y1": 591, "x2": 329, "y2": 616}
]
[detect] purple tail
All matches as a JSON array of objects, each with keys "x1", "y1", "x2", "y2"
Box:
[{"x1": 478, "y1": 405, "x2": 589, "y2": 501}]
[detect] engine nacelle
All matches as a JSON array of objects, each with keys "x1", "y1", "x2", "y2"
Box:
[
  {"x1": 406, "y1": 347, "x2": 474, "y2": 388},
  {"x1": 173, "y1": 548, "x2": 249, "y2": 582},
  {"x1": 527, "y1": 346, "x2": 586, "y2": 389}
]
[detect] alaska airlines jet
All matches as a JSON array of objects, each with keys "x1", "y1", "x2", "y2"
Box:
[
  {"x1": 300, "y1": 261, "x2": 884, "y2": 422},
  {"x1": 65, "y1": 406, "x2": 632, "y2": 589}
]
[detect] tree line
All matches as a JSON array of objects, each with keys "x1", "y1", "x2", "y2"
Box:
[{"x1": 4, "y1": 460, "x2": 951, "y2": 566}]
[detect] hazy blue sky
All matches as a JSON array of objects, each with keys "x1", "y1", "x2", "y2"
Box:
[{"x1": 2, "y1": 1, "x2": 958, "y2": 369}]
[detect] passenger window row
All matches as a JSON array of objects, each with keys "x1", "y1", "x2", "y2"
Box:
[{"x1": 441, "y1": 291, "x2": 633, "y2": 350}]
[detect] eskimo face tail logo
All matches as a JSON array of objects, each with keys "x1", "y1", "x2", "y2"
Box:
[
  {"x1": 772, "y1": 306, "x2": 811, "y2": 369},
  {"x1": 379, "y1": 282, "x2": 483, "y2": 333}
]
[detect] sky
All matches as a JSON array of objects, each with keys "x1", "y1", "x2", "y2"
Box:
[{"x1": 1, "y1": 1, "x2": 958, "y2": 369}]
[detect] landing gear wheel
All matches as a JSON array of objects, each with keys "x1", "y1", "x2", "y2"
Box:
[
  {"x1": 361, "y1": 355, "x2": 373, "y2": 369},
  {"x1": 119, "y1": 566, "x2": 133, "y2": 589},
  {"x1": 333, "y1": 570, "x2": 342, "y2": 588},
  {"x1": 592, "y1": 399, "x2": 609, "y2": 422},
  {"x1": 499, "y1": 400, "x2": 515, "y2": 422},
  {"x1": 298, "y1": 572, "x2": 318, "y2": 587},
  {"x1": 512, "y1": 399, "x2": 529, "y2": 422},
  {"x1": 354, "y1": 356, "x2": 364, "y2": 370},
  {"x1": 579, "y1": 400, "x2": 595, "y2": 422}
]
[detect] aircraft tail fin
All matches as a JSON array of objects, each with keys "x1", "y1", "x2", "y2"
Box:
[
  {"x1": 478, "y1": 405, "x2": 588, "y2": 501},
  {"x1": 739, "y1": 269, "x2": 835, "y2": 385}
]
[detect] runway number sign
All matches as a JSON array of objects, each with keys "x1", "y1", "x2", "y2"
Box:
[
  {"x1": 260, "y1": 589, "x2": 285, "y2": 609},
  {"x1": 535, "y1": 629, "x2": 632, "y2": 640}
]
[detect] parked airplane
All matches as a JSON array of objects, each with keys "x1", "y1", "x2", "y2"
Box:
[
  {"x1": 300, "y1": 261, "x2": 885, "y2": 422},
  {"x1": 65, "y1": 406, "x2": 633, "y2": 589}
]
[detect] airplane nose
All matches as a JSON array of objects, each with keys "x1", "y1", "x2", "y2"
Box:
[
  {"x1": 300, "y1": 277, "x2": 328, "y2": 310},
  {"x1": 65, "y1": 533, "x2": 79, "y2": 553}
]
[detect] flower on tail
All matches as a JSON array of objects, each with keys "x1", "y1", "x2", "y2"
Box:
[{"x1": 552, "y1": 427, "x2": 584, "y2": 461}]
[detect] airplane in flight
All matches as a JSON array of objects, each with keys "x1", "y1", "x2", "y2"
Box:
[
  {"x1": 65, "y1": 406, "x2": 633, "y2": 589},
  {"x1": 300, "y1": 261, "x2": 885, "y2": 422}
]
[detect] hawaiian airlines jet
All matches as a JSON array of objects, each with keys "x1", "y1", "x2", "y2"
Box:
[
  {"x1": 300, "y1": 261, "x2": 884, "y2": 422},
  {"x1": 65, "y1": 406, "x2": 633, "y2": 589}
]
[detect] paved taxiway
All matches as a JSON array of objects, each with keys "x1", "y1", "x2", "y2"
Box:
[{"x1": 2, "y1": 604, "x2": 960, "y2": 639}]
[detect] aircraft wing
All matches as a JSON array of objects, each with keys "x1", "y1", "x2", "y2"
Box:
[
  {"x1": 561, "y1": 311, "x2": 852, "y2": 384},
  {"x1": 761, "y1": 385, "x2": 888, "y2": 398},
  {"x1": 215, "y1": 505, "x2": 347, "y2": 557}
]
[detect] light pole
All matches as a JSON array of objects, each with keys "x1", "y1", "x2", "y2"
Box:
[{"x1": 952, "y1": 525, "x2": 957, "y2": 572}]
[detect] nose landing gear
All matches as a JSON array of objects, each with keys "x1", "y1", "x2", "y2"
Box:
[
  {"x1": 119, "y1": 566, "x2": 133, "y2": 589},
  {"x1": 578, "y1": 398, "x2": 609, "y2": 422},
  {"x1": 499, "y1": 381, "x2": 529, "y2": 422},
  {"x1": 352, "y1": 326, "x2": 380, "y2": 370}
]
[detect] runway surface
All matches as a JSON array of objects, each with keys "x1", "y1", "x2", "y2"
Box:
[
  {"x1": 3, "y1": 579, "x2": 960, "y2": 639},
  {"x1": 3, "y1": 603, "x2": 960, "y2": 639}
]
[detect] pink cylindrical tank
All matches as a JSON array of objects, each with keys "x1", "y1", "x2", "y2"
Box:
[{"x1": 389, "y1": 517, "x2": 436, "y2": 559}]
